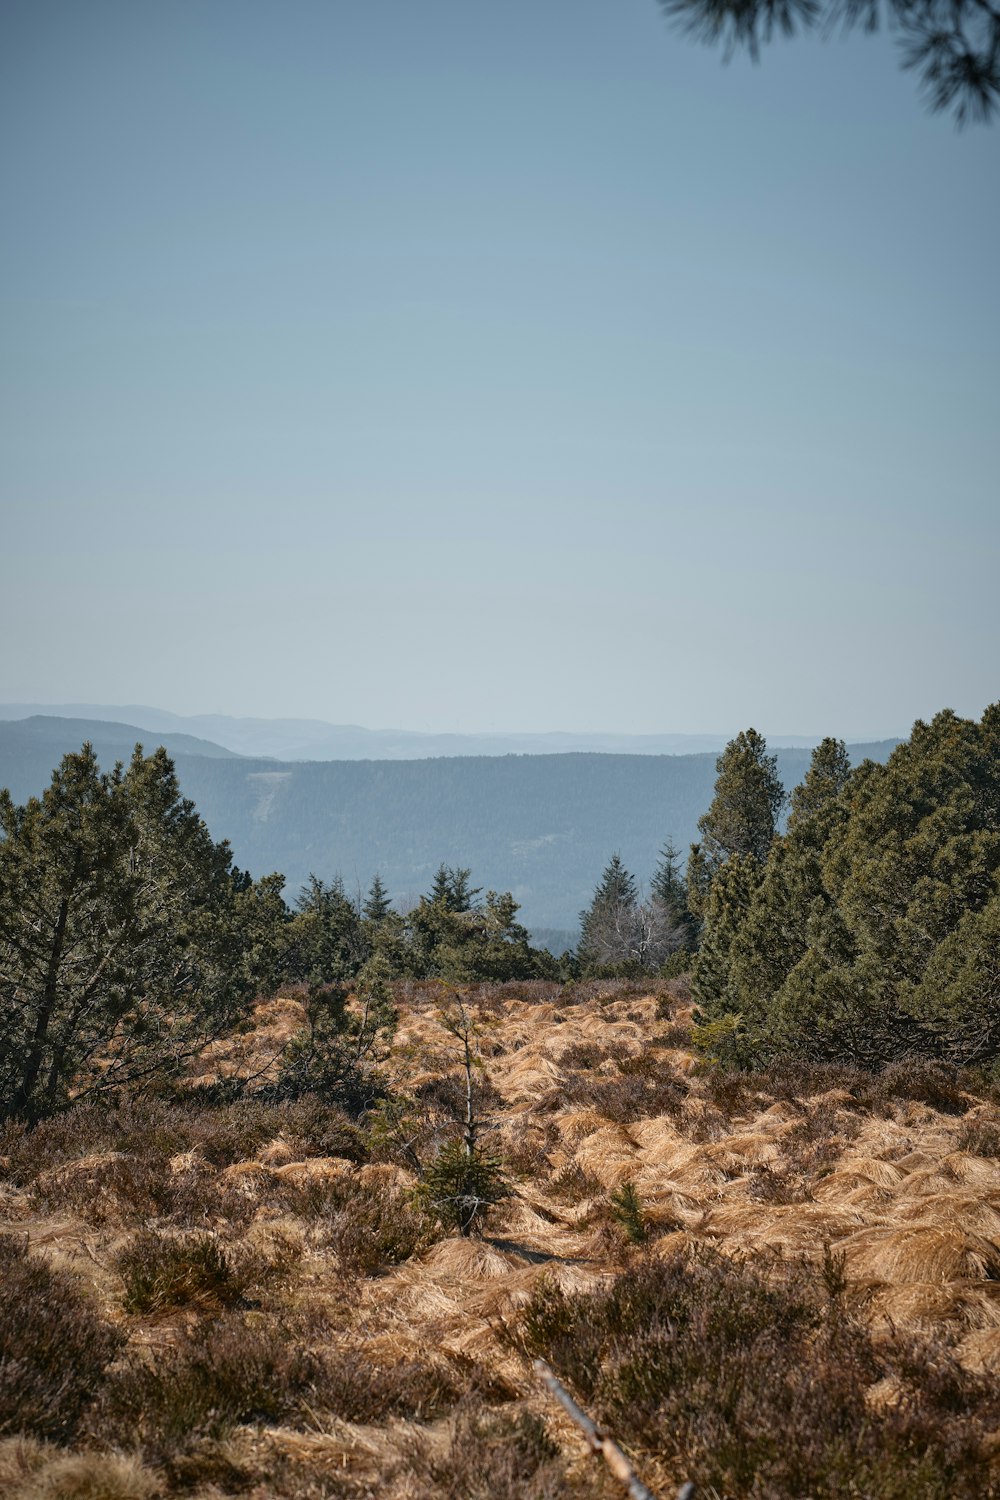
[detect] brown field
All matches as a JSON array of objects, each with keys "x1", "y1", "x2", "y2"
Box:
[{"x1": 3, "y1": 978, "x2": 1000, "y2": 1499}]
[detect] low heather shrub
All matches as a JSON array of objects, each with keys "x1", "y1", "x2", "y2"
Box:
[
  {"x1": 0, "y1": 1234, "x2": 123, "y2": 1442},
  {"x1": 94, "y1": 1313, "x2": 322, "y2": 1462},
  {"x1": 407, "y1": 1408, "x2": 566, "y2": 1500},
  {"x1": 957, "y1": 1117, "x2": 1000, "y2": 1157},
  {"x1": 516, "y1": 1248, "x2": 1000, "y2": 1499}
]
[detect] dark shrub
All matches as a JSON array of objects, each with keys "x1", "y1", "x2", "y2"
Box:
[
  {"x1": 0, "y1": 1233, "x2": 124, "y2": 1441},
  {"x1": 957, "y1": 1116, "x2": 1000, "y2": 1156},
  {"x1": 407, "y1": 1408, "x2": 566, "y2": 1500},
  {"x1": 306, "y1": 1176, "x2": 439, "y2": 1275},
  {"x1": 114, "y1": 1230, "x2": 250, "y2": 1313},
  {"x1": 95, "y1": 1313, "x2": 323, "y2": 1462},
  {"x1": 576, "y1": 1069, "x2": 687, "y2": 1124},
  {"x1": 549, "y1": 1161, "x2": 602, "y2": 1205},
  {"x1": 30, "y1": 1150, "x2": 174, "y2": 1226},
  {"x1": 412, "y1": 1070, "x2": 505, "y2": 1121},
  {"x1": 516, "y1": 1248, "x2": 1000, "y2": 1499},
  {"x1": 312, "y1": 1348, "x2": 466, "y2": 1422},
  {"x1": 854, "y1": 1060, "x2": 970, "y2": 1116}
]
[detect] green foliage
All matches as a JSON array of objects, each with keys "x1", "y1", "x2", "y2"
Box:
[
  {"x1": 287, "y1": 874, "x2": 366, "y2": 985},
  {"x1": 413, "y1": 1137, "x2": 511, "y2": 1236},
  {"x1": 0, "y1": 744, "x2": 282, "y2": 1123},
  {"x1": 696, "y1": 727, "x2": 786, "y2": 872},
  {"x1": 268, "y1": 975, "x2": 392, "y2": 1112},
  {"x1": 362, "y1": 872, "x2": 393, "y2": 923},
  {"x1": 693, "y1": 706, "x2": 1000, "y2": 1070},
  {"x1": 608, "y1": 1178, "x2": 648, "y2": 1242},
  {"x1": 408, "y1": 881, "x2": 552, "y2": 982},
  {"x1": 651, "y1": 838, "x2": 697, "y2": 949},
  {"x1": 907, "y1": 893, "x2": 1000, "y2": 1065},
  {"x1": 690, "y1": 852, "x2": 760, "y2": 1027}
]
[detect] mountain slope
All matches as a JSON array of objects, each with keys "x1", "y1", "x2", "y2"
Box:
[{"x1": 0, "y1": 703, "x2": 883, "y2": 761}]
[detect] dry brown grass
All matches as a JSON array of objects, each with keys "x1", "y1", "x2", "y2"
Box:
[{"x1": 3, "y1": 979, "x2": 1000, "y2": 1497}]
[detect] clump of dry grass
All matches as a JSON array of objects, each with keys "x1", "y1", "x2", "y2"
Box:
[{"x1": 0, "y1": 1439, "x2": 160, "y2": 1500}]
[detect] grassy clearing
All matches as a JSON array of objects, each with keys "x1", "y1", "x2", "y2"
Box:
[{"x1": 2, "y1": 978, "x2": 1000, "y2": 1498}]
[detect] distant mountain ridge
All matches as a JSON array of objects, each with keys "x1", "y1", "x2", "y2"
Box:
[
  {"x1": 0, "y1": 714, "x2": 900, "y2": 934},
  {"x1": 0, "y1": 715, "x2": 241, "y2": 770},
  {"x1": 0, "y1": 703, "x2": 891, "y2": 762}
]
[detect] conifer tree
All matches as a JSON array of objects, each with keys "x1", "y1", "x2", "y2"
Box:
[
  {"x1": 289, "y1": 874, "x2": 366, "y2": 984},
  {"x1": 362, "y1": 873, "x2": 393, "y2": 924},
  {"x1": 578, "y1": 853, "x2": 638, "y2": 968},
  {"x1": 0, "y1": 744, "x2": 273, "y2": 1122},
  {"x1": 727, "y1": 740, "x2": 854, "y2": 1014},
  {"x1": 697, "y1": 728, "x2": 786, "y2": 871},
  {"x1": 651, "y1": 839, "x2": 697, "y2": 950}
]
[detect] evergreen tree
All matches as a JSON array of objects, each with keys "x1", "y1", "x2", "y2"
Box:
[
  {"x1": 578, "y1": 853, "x2": 638, "y2": 970},
  {"x1": 651, "y1": 838, "x2": 697, "y2": 950},
  {"x1": 362, "y1": 873, "x2": 393, "y2": 924},
  {"x1": 689, "y1": 853, "x2": 760, "y2": 1047},
  {"x1": 696, "y1": 728, "x2": 786, "y2": 872},
  {"x1": 907, "y1": 893, "x2": 1000, "y2": 1064},
  {"x1": 826, "y1": 708, "x2": 1000, "y2": 990},
  {"x1": 718, "y1": 738, "x2": 856, "y2": 1048},
  {"x1": 788, "y1": 737, "x2": 852, "y2": 832},
  {"x1": 288, "y1": 874, "x2": 366, "y2": 984},
  {"x1": 408, "y1": 880, "x2": 550, "y2": 982},
  {"x1": 693, "y1": 706, "x2": 1000, "y2": 1070},
  {"x1": 427, "y1": 865, "x2": 481, "y2": 913},
  {"x1": 0, "y1": 744, "x2": 275, "y2": 1122}
]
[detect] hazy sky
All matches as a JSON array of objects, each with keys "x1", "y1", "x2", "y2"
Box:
[{"x1": 2, "y1": 0, "x2": 997, "y2": 738}]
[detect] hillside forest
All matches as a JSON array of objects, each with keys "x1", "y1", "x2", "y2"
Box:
[{"x1": 2, "y1": 703, "x2": 999, "y2": 1500}]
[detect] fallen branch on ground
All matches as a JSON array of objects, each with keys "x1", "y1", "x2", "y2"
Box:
[{"x1": 534, "y1": 1357, "x2": 695, "y2": 1500}]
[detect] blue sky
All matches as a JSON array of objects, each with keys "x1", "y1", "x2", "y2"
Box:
[{"x1": 2, "y1": 0, "x2": 997, "y2": 738}]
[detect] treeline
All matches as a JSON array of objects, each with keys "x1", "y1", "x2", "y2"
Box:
[
  {"x1": 3, "y1": 704, "x2": 997, "y2": 1125},
  {"x1": 0, "y1": 744, "x2": 559, "y2": 1124}
]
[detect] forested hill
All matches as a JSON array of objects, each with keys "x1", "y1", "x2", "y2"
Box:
[
  {"x1": 0, "y1": 715, "x2": 240, "y2": 781},
  {"x1": 0, "y1": 720, "x2": 896, "y2": 934}
]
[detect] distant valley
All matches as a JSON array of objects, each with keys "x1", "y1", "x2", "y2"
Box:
[{"x1": 0, "y1": 712, "x2": 898, "y2": 940}]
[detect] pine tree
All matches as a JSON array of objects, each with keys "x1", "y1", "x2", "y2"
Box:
[
  {"x1": 696, "y1": 728, "x2": 786, "y2": 872},
  {"x1": 0, "y1": 744, "x2": 269, "y2": 1122},
  {"x1": 722, "y1": 738, "x2": 855, "y2": 1041},
  {"x1": 362, "y1": 873, "x2": 393, "y2": 924},
  {"x1": 289, "y1": 874, "x2": 366, "y2": 984},
  {"x1": 651, "y1": 839, "x2": 696, "y2": 950}
]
